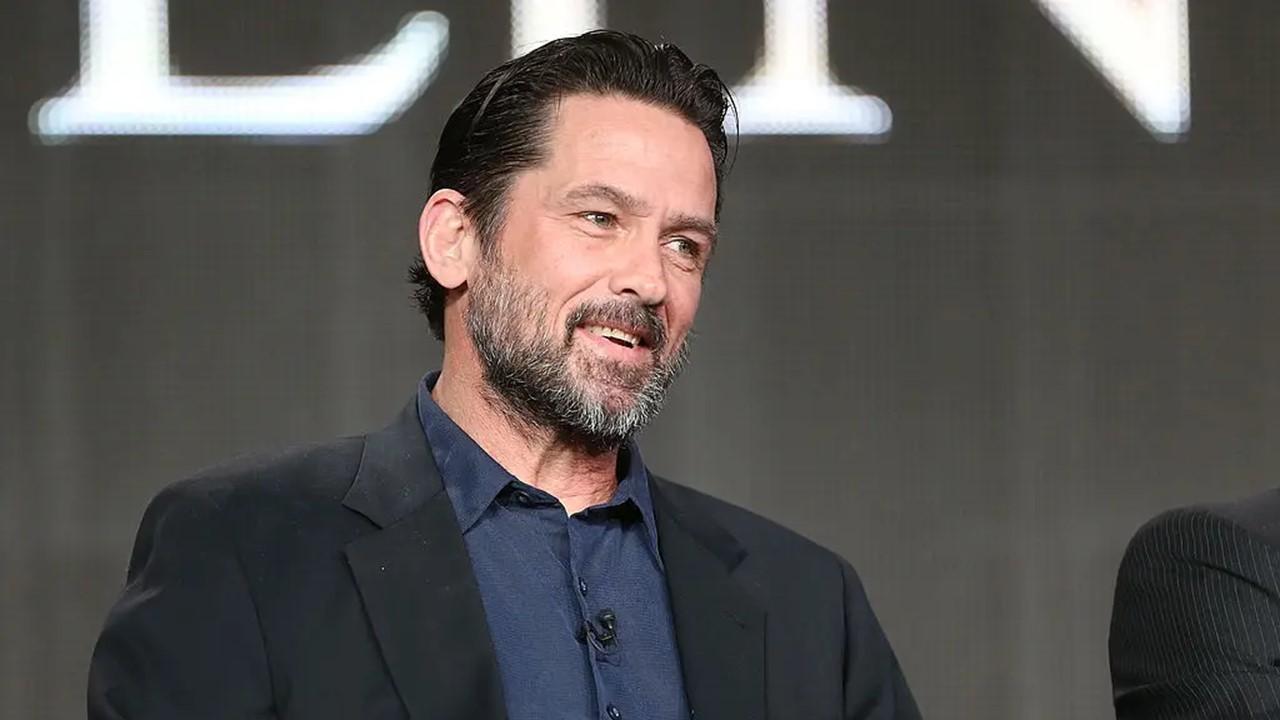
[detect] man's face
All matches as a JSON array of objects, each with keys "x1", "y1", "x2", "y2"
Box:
[{"x1": 465, "y1": 93, "x2": 718, "y2": 450}]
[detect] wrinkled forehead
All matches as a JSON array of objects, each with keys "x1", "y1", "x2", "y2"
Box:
[{"x1": 535, "y1": 94, "x2": 718, "y2": 217}]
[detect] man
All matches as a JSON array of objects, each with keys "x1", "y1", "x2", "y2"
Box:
[
  {"x1": 89, "y1": 31, "x2": 919, "y2": 720},
  {"x1": 1110, "y1": 488, "x2": 1280, "y2": 718}
]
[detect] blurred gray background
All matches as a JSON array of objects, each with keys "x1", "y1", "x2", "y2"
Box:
[{"x1": 4, "y1": 0, "x2": 1279, "y2": 717}]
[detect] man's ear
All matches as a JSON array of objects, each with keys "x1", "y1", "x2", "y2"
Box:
[{"x1": 418, "y1": 189, "x2": 477, "y2": 291}]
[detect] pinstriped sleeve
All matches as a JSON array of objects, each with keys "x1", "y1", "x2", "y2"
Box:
[{"x1": 1109, "y1": 508, "x2": 1280, "y2": 719}]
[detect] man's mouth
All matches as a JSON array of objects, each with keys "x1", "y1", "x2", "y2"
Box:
[
  {"x1": 583, "y1": 324, "x2": 645, "y2": 349},
  {"x1": 566, "y1": 300, "x2": 665, "y2": 355}
]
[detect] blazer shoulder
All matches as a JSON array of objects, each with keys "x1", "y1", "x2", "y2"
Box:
[
  {"x1": 1117, "y1": 494, "x2": 1280, "y2": 602},
  {"x1": 1206, "y1": 487, "x2": 1280, "y2": 547},
  {"x1": 651, "y1": 477, "x2": 846, "y2": 568},
  {"x1": 1111, "y1": 492, "x2": 1280, "y2": 715},
  {"x1": 158, "y1": 434, "x2": 368, "y2": 515},
  {"x1": 1124, "y1": 488, "x2": 1280, "y2": 565}
]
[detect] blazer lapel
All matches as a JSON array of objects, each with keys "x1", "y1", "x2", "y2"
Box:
[
  {"x1": 342, "y1": 400, "x2": 507, "y2": 720},
  {"x1": 651, "y1": 480, "x2": 767, "y2": 720}
]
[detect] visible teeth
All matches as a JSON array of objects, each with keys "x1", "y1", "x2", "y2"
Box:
[{"x1": 586, "y1": 325, "x2": 641, "y2": 346}]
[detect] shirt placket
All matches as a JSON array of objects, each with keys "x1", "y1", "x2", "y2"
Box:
[{"x1": 567, "y1": 511, "x2": 627, "y2": 720}]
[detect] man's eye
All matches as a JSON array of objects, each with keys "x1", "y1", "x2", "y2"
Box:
[
  {"x1": 580, "y1": 211, "x2": 616, "y2": 228},
  {"x1": 666, "y1": 237, "x2": 701, "y2": 258}
]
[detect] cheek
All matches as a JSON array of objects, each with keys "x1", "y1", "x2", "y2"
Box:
[
  {"x1": 665, "y1": 273, "x2": 703, "y2": 333},
  {"x1": 542, "y1": 256, "x2": 612, "y2": 330},
  {"x1": 530, "y1": 218, "x2": 601, "y2": 281},
  {"x1": 513, "y1": 223, "x2": 595, "y2": 295}
]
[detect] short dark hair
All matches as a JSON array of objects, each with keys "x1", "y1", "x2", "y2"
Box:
[{"x1": 409, "y1": 30, "x2": 735, "y2": 340}]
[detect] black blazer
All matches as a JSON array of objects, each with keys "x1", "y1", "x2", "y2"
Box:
[
  {"x1": 89, "y1": 399, "x2": 919, "y2": 720},
  {"x1": 1110, "y1": 489, "x2": 1280, "y2": 719}
]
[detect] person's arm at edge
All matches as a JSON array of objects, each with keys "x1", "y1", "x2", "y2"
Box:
[
  {"x1": 840, "y1": 557, "x2": 922, "y2": 719},
  {"x1": 1110, "y1": 507, "x2": 1280, "y2": 719},
  {"x1": 88, "y1": 480, "x2": 275, "y2": 719}
]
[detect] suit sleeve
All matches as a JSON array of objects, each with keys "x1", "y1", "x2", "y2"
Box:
[
  {"x1": 1109, "y1": 508, "x2": 1280, "y2": 719},
  {"x1": 840, "y1": 558, "x2": 922, "y2": 720},
  {"x1": 88, "y1": 481, "x2": 275, "y2": 719}
]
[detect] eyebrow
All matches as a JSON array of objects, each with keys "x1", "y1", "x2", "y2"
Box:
[
  {"x1": 563, "y1": 183, "x2": 651, "y2": 215},
  {"x1": 562, "y1": 182, "x2": 719, "y2": 248},
  {"x1": 666, "y1": 212, "x2": 719, "y2": 250}
]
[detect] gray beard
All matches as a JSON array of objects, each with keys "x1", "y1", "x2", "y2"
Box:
[{"x1": 464, "y1": 257, "x2": 689, "y2": 453}]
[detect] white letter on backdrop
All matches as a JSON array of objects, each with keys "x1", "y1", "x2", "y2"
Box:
[
  {"x1": 1035, "y1": 0, "x2": 1190, "y2": 139},
  {"x1": 511, "y1": 0, "x2": 601, "y2": 57},
  {"x1": 732, "y1": 0, "x2": 891, "y2": 137},
  {"x1": 31, "y1": 0, "x2": 449, "y2": 139}
]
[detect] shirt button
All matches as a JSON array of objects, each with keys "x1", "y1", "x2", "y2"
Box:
[
  {"x1": 512, "y1": 490, "x2": 533, "y2": 505},
  {"x1": 606, "y1": 705, "x2": 621, "y2": 720},
  {"x1": 578, "y1": 578, "x2": 588, "y2": 595}
]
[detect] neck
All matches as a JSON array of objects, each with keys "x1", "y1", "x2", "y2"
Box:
[{"x1": 432, "y1": 344, "x2": 620, "y2": 515}]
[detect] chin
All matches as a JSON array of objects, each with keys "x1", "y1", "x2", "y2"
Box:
[
  {"x1": 572, "y1": 358, "x2": 649, "y2": 399},
  {"x1": 577, "y1": 377, "x2": 641, "y2": 411}
]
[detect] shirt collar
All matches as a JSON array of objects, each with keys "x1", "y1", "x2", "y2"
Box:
[
  {"x1": 415, "y1": 371, "x2": 663, "y2": 563},
  {"x1": 615, "y1": 438, "x2": 662, "y2": 562}
]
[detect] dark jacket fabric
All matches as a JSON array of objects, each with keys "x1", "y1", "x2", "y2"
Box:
[
  {"x1": 89, "y1": 399, "x2": 920, "y2": 720},
  {"x1": 1110, "y1": 488, "x2": 1280, "y2": 719}
]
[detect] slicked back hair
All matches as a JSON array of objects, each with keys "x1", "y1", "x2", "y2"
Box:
[{"x1": 409, "y1": 30, "x2": 734, "y2": 340}]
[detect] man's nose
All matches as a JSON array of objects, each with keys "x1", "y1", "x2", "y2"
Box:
[{"x1": 608, "y1": 236, "x2": 667, "y2": 306}]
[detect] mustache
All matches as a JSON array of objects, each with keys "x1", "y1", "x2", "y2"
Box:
[{"x1": 565, "y1": 300, "x2": 667, "y2": 353}]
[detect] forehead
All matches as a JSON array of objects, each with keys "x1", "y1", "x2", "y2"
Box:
[{"x1": 534, "y1": 93, "x2": 717, "y2": 214}]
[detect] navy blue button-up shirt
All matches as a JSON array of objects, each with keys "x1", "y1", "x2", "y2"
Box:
[{"x1": 417, "y1": 373, "x2": 690, "y2": 720}]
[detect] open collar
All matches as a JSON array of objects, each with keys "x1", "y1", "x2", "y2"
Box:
[{"x1": 341, "y1": 396, "x2": 767, "y2": 720}]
